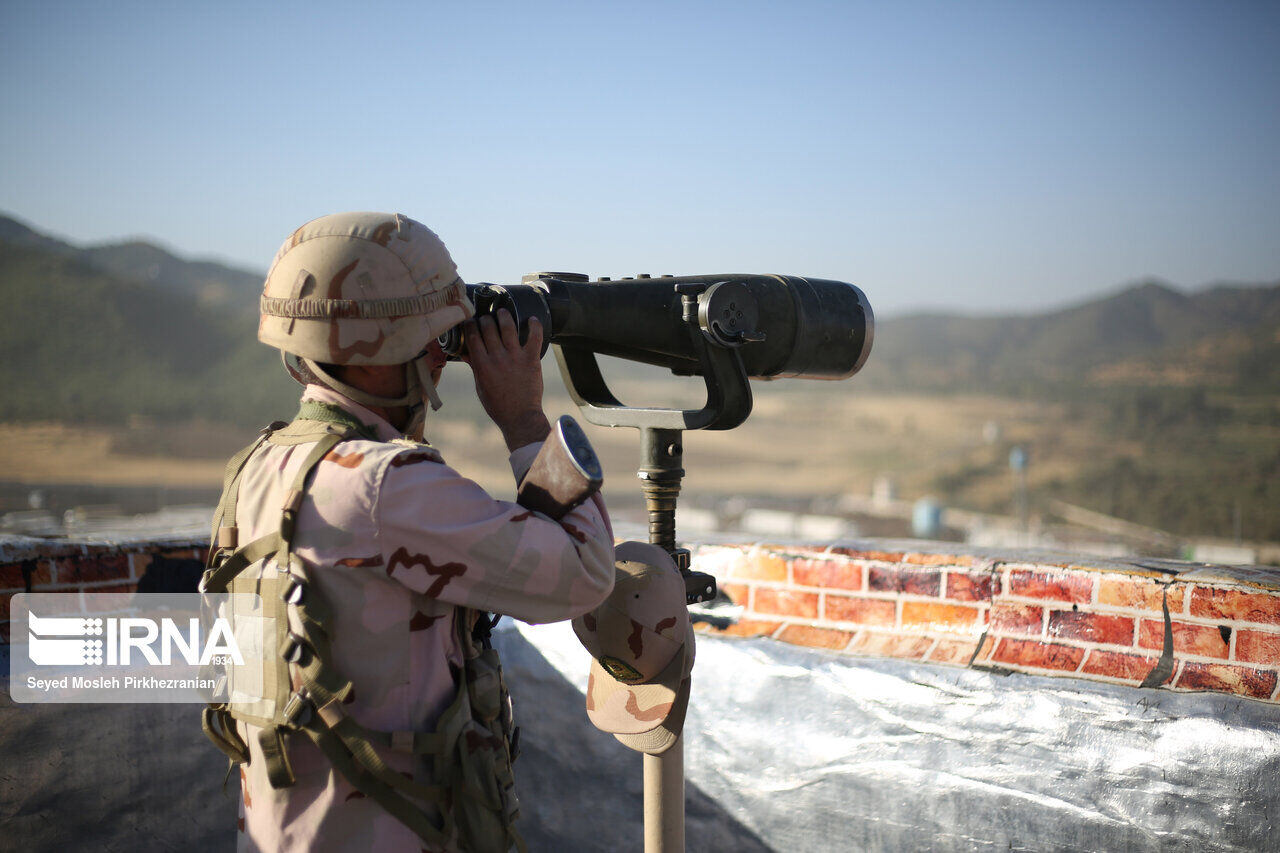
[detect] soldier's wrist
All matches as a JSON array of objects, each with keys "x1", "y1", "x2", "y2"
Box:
[{"x1": 499, "y1": 410, "x2": 551, "y2": 452}]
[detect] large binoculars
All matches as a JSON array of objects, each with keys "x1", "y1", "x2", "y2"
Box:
[{"x1": 440, "y1": 272, "x2": 874, "y2": 383}]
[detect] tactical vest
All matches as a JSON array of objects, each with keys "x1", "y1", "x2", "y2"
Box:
[{"x1": 200, "y1": 402, "x2": 525, "y2": 852}]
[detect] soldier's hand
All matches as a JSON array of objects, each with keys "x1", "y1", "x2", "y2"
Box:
[{"x1": 463, "y1": 309, "x2": 552, "y2": 451}]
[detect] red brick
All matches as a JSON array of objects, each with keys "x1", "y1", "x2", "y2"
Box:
[
  {"x1": 0, "y1": 564, "x2": 26, "y2": 590},
  {"x1": 1007, "y1": 569, "x2": 1094, "y2": 604},
  {"x1": 901, "y1": 602, "x2": 982, "y2": 634},
  {"x1": 0, "y1": 592, "x2": 10, "y2": 622},
  {"x1": 719, "y1": 583, "x2": 750, "y2": 608},
  {"x1": 824, "y1": 594, "x2": 896, "y2": 627},
  {"x1": 727, "y1": 551, "x2": 788, "y2": 582},
  {"x1": 699, "y1": 618, "x2": 782, "y2": 639},
  {"x1": 0, "y1": 561, "x2": 55, "y2": 590},
  {"x1": 946, "y1": 571, "x2": 1000, "y2": 602},
  {"x1": 1234, "y1": 629, "x2": 1280, "y2": 665},
  {"x1": 850, "y1": 632, "x2": 934, "y2": 660},
  {"x1": 1098, "y1": 577, "x2": 1185, "y2": 613},
  {"x1": 1048, "y1": 611, "x2": 1134, "y2": 646},
  {"x1": 971, "y1": 634, "x2": 997, "y2": 662},
  {"x1": 56, "y1": 554, "x2": 131, "y2": 585},
  {"x1": 1176, "y1": 662, "x2": 1278, "y2": 700},
  {"x1": 777, "y1": 624, "x2": 854, "y2": 650},
  {"x1": 928, "y1": 638, "x2": 982, "y2": 664},
  {"x1": 753, "y1": 589, "x2": 818, "y2": 619},
  {"x1": 1191, "y1": 587, "x2": 1280, "y2": 626},
  {"x1": 793, "y1": 558, "x2": 862, "y2": 591},
  {"x1": 904, "y1": 553, "x2": 974, "y2": 567},
  {"x1": 868, "y1": 565, "x2": 941, "y2": 597},
  {"x1": 1138, "y1": 619, "x2": 1229, "y2": 659},
  {"x1": 991, "y1": 638, "x2": 1085, "y2": 672},
  {"x1": 989, "y1": 603, "x2": 1043, "y2": 636},
  {"x1": 1081, "y1": 650, "x2": 1161, "y2": 682},
  {"x1": 0, "y1": 621, "x2": 8, "y2": 643}
]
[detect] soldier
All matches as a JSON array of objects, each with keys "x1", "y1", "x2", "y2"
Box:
[{"x1": 202, "y1": 212, "x2": 616, "y2": 852}]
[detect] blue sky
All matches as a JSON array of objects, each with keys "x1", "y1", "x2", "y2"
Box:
[{"x1": 2, "y1": 0, "x2": 1277, "y2": 317}]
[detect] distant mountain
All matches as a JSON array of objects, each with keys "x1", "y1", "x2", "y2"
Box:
[
  {"x1": 81, "y1": 241, "x2": 263, "y2": 312},
  {"x1": 863, "y1": 278, "x2": 1280, "y2": 393},
  {"x1": 2, "y1": 213, "x2": 1276, "y2": 429},
  {"x1": 0, "y1": 213, "x2": 264, "y2": 314},
  {"x1": 0, "y1": 214, "x2": 77, "y2": 254},
  {"x1": 0, "y1": 216, "x2": 291, "y2": 426}
]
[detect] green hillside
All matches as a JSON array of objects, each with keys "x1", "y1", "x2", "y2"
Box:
[
  {"x1": 0, "y1": 239, "x2": 292, "y2": 425},
  {"x1": 863, "y1": 279, "x2": 1280, "y2": 394},
  {"x1": 80, "y1": 241, "x2": 263, "y2": 313}
]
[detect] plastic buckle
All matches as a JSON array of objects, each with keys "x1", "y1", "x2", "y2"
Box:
[{"x1": 282, "y1": 689, "x2": 313, "y2": 727}]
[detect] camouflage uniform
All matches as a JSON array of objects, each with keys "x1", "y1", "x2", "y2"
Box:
[
  {"x1": 224, "y1": 213, "x2": 615, "y2": 851},
  {"x1": 233, "y1": 384, "x2": 614, "y2": 851}
]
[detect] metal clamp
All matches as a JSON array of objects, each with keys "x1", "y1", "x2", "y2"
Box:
[
  {"x1": 281, "y1": 576, "x2": 307, "y2": 605},
  {"x1": 282, "y1": 689, "x2": 313, "y2": 727}
]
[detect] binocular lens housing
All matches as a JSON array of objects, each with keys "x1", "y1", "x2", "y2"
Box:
[{"x1": 440, "y1": 273, "x2": 873, "y2": 382}]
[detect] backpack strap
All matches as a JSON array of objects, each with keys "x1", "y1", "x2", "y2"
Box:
[
  {"x1": 209, "y1": 422, "x2": 285, "y2": 554},
  {"x1": 203, "y1": 406, "x2": 523, "y2": 850}
]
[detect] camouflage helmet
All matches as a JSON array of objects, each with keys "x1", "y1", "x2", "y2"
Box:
[{"x1": 259, "y1": 212, "x2": 474, "y2": 366}]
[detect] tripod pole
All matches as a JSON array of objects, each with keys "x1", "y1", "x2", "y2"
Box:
[{"x1": 637, "y1": 426, "x2": 687, "y2": 853}]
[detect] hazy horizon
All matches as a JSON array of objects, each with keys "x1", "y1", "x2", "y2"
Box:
[{"x1": 4, "y1": 206, "x2": 1274, "y2": 323}]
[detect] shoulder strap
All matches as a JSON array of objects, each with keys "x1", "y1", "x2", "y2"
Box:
[{"x1": 209, "y1": 422, "x2": 285, "y2": 553}]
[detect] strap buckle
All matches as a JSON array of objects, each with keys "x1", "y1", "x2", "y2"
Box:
[
  {"x1": 282, "y1": 688, "x2": 313, "y2": 727},
  {"x1": 282, "y1": 576, "x2": 307, "y2": 605},
  {"x1": 281, "y1": 633, "x2": 309, "y2": 665}
]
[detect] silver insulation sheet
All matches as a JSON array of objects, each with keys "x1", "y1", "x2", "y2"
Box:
[{"x1": 507, "y1": 621, "x2": 1280, "y2": 853}]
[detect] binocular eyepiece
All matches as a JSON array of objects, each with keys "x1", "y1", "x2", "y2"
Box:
[{"x1": 440, "y1": 272, "x2": 874, "y2": 382}]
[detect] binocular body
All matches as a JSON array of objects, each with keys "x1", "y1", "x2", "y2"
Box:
[{"x1": 441, "y1": 272, "x2": 874, "y2": 382}]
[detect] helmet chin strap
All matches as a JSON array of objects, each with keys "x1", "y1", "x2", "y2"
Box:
[
  {"x1": 402, "y1": 355, "x2": 442, "y2": 442},
  {"x1": 295, "y1": 356, "x2": 443, "y2": 414}
]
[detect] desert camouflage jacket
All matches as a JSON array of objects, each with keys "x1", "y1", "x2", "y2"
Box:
[{"x1": 233, "y1": 384, "x2": 615, "y2": 851}]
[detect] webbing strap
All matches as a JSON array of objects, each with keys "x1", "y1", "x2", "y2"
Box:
[
  {"x1": 209, "y1": 431, "x2": 273, "y2": 551},
  {"x1": 290, "y1": 631, "x2": 350, "y2": 707},
  {"x1": 301, "y1": 724, "x2": 452, "y2": 849},
  {"x1": 202, "y1": 707, "x2": 250, "y2": 764},
  {"x1": 328, "y1": 713, "x2": 446, "y2": 802},
  {"x1": 201, "y1": 533, "x2": 281, "y2": 593},
  {"x1": 277, "y1": 433, "x2": 345, "y2": 569},
  {"x1": 259, "y1": 727, "x2": 296, "y2": 788}
]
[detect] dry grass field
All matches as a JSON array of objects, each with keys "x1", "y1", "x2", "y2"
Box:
[
  {"x1": 2, "y1": 353, "x2": 1275, "y2": 544},
  {"x1": 0, "y1": 390, "x2": 1119, "y2": 517}
]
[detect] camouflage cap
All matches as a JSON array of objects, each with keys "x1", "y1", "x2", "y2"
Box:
[
  {"x1": 259, "y1": 212, "x2": 475, "y2": 365},
  {"x1": 572, "y1": 541, "x2": 694, "y2": 751}
]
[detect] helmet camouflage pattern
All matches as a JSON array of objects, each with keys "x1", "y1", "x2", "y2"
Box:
[{"x1": 259, "y1": 212, "x2": 475, "y2": 365}]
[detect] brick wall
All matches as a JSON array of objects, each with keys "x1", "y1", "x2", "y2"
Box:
[
  {"x1": 4, "y1": 534, "x2": 1278, "y2": 704},
  {"x1": 0, "y1": 538, "x2": 207, "y2": 643},
  {"x1": 692, "y1": 542, "x2": 1280, "y2": 703}
]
